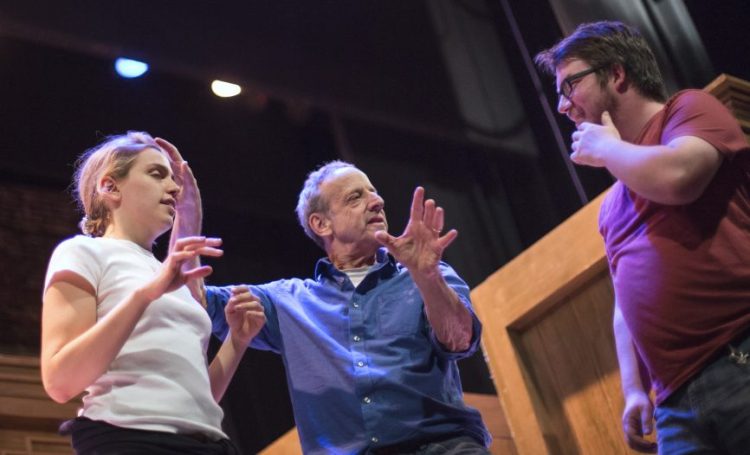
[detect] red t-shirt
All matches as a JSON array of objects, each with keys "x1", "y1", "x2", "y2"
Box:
[{"x1": 600, "y1": 89, "x2": 750, "y2": 404}]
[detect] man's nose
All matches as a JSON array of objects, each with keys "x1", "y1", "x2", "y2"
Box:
[
  {"x1": 557, "y1": 95, "x2": 571, "y2": 114},
  {"x1": 369, "y1": 193, "x2": 384, "y2": 212}
]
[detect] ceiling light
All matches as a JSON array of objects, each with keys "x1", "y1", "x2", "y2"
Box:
[
  {"x1": 114, "y1": 58, "x2": 148, "y2": 78},
  {"x1": 211, "y1": 80, "x2": 242, "y2": 98}
]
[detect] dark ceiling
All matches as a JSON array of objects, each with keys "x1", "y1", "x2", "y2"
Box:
[{"x1": 0, "y1": 1, "x2": 468, "y2": 141}]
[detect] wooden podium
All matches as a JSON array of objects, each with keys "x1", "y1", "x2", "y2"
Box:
[{"x1": 470, "y1": 73, "x2": 750, "y2": 455}]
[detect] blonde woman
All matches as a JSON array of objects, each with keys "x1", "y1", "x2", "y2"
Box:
[{"x1": 41, "y1": 132, "x2": 264, "y2": 454}]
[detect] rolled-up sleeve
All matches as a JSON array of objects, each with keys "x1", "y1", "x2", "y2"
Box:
[
  {"x1": 428, "y1": 263, "x2": 483, "y2": 360},
  {"x1": 206, "y1": 284, "x2": 281, "y2": 352}
]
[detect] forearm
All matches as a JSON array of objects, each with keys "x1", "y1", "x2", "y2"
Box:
[
  {"x1": 208, "y1": 332, "x2": 247, "y2": 402},
  {"x1": 412, "y1": 269, "x2": 472, "y2": 352},
  {"x1": 42, "y1": 289, "x2": 153, "y2": 403},
  {"x1": 601, "y1": 138, "x2": 720, "y2": 204},
  {"x1": 613, "y1": 303, "x2": 648, "y2": 397}
]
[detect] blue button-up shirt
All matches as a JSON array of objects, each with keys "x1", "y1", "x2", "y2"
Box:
[{"x1": 206, "y1": 248, "x2": 490, "y2": 454}]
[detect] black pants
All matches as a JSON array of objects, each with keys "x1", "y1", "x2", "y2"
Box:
[{"x1": 60, "y1": 418, "x2": 241, "y2": 455}]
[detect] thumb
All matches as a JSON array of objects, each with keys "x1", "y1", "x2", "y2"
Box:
[
  {"x1": 601, "y1": 111, "x2": 613, "y2": 126},
  {"x1": 641, "y1": 406, "x2": 653, "y2": 435},
  {"x1": 374, "y1": 230, "x2": 395, "y2": 247}
]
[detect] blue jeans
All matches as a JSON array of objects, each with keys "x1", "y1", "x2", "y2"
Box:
[
  {"x1": 367, "y1": 435, "x2": 489, "y2": 455},
  {"x1": 654, "y1": 332, "x2": 750, "y2": 455}
]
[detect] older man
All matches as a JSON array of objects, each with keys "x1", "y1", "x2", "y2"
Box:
[
  {"x1": 536, "y1": 21, "x2": 750, "y2": 454},
  {"x1": 173, "y1": 159, "x2": 490, "y2": 454}
]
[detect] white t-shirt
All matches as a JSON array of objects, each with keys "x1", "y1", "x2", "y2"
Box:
[{"x1": 44, "y1": 235, "x2": 227, "y2": 440}]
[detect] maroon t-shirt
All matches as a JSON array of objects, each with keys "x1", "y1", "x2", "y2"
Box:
[{"x1": 600, "y1": 89, "x2": 750, "y2": 404}]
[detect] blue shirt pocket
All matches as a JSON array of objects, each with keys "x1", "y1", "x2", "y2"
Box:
[{"x1": 375, "y1": 287, "x2": 424, "y2": 337}]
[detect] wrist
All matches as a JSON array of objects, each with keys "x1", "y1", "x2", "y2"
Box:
[
  {"x1": 623, "y1": 387, "x2": 649, "y2": 404},
  {"x1": 410, "y1": 265, "x2": 441, "y2": 284},
  {"x1": 228, "y1": 330, "x2": 250, "y2": 350},
  {"x1": 133, "y1": 286, "x2": 159, "y2": 306}
]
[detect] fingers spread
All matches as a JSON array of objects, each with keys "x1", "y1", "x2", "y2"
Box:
[
  {"x1": 410, "y1": 186, "x2": 425, "y2": 222},
  {"x1": 175, "y1": 237, "x2": 223, "y2": 254},
  {"x1": 183, "y1": 265, "x2": 213, "y2": 281},
  {"x1": 374, "y1": 230, "x2": 395, "y2": 247},
  {"x1": 438, "y1": 229, "x2": 458, "y2": 249},
  {"x1": 423, "y1": 199, "x2": 436, "y2": 228},
  {"x1": 434, "y1": 207, "x2": 445, "y2": 233}
]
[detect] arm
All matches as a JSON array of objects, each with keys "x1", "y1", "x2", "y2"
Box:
[
  {"x1": 208, "y1": 286, "x2": 266, "y2": 402},
  {"x1": 375, "y1": 187, "x2": 472, "y2": 351},
  {"x1": 571, "y1": 112, "x2": 722, "y2": 205},
  {"x1": 41, "y1": 237, "x2": 221, "y2": 403},
  {"x1": 613, "y1": 301, "x2": 657, "y2": 453}
]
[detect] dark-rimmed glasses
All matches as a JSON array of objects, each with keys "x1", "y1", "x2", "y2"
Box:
[{"x1": 557, "y1": 64, "x2": 608, "y2": 101}]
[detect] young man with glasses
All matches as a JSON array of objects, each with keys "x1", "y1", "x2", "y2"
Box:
[{"x1": 536, "y1": 21, "x2": 750, "y2": 454}]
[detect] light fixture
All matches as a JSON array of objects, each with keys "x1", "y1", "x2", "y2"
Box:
[
  {"x1": 114, "y1": 58, "x2": 149, "y2": 78},
  {"x1": 211, "y1": 80, "x2": 242, "y2": 98}
]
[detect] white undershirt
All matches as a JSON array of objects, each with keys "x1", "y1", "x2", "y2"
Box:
[{"x1": 342, "y1": 265, "x2": 374, "y2": 287}]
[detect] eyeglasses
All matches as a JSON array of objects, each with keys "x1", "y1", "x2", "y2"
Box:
[{"x1": 557, "y1": 64, "x2": 608, "y2": 101}]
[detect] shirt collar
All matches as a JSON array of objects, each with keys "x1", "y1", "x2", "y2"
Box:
[{"x1": 314, "y1": 247, "x2": 397, "y2": 282}]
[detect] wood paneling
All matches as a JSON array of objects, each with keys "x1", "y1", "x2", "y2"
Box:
[
  {"x1": 471, "y1": 191, "x2": 618, "y2": 454},
  {"x1": 0, "y1": 355, "x2": 75, "y2": 455}
]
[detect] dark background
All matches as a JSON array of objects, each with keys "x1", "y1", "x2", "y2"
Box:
[{"x1": 1, "y1": 0, "x2": 747, "y2": 452}]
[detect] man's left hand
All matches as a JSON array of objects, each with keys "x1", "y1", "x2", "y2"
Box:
[{"x1": 374, "y1": 186, "x2": 457, "y2": 277}]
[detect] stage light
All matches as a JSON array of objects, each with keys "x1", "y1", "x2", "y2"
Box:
[
  {"x1": 114, "y1": 58, "x2": 149, "y2": 78},
  {"x1": 211, "y1": 80, "x2": 242, "y2": 98}
]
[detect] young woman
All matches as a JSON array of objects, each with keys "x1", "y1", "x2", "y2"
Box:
[{"x1": 41, "y1": 131, "x2": 264, "y2": 454}]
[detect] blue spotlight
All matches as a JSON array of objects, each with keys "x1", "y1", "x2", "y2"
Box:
[{"x1": 115, "y1": 58, "x2": 149, "y2": 78}]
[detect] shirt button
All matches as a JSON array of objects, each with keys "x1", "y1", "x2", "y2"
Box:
[
  {"x1": 371, "y1": 436, "x2": 379, "y2": 443},
  {"x1": 357, "y1": 361, "x2": 365, "y2": 367},
  {"x1": 353, "y1": 335, "x2": 361, "y2": 342},
  {"x1": 353, "y1": 302, "x2": 360, "y2": 308},
  {"x1": 363, "y1": 396, "x2": 371, "y2": 404}
]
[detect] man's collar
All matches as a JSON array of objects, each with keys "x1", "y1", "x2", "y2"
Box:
[{"x1": 314, "y1": 247, "x2": 397, "y2": 281}]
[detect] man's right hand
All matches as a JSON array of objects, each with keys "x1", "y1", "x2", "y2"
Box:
[{"x1": 622, "y1": 390, "x2": 657, "y2": 452}]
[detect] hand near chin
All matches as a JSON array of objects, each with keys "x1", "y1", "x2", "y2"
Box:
[
  {"x1": 570, "y1": 111, "x2": 621, "y2": 167},
  {"x1": 141, "y1": 236, "x2": 223, "y2": 302},
  {"x1": 374, "y1": 186, "x2": 457, "y2": 277}
]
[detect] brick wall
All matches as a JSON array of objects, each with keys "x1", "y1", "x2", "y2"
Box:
[{"x1": 0, "y1": 181, "x2": 79, "y2": 355}]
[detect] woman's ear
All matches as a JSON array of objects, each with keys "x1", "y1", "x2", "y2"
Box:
[
  {"x1": 98, "y1": 176, "x2": 120, "y2": 203},
  {"x1": 308, "y1": 212, "x2": 331, "y2": 238}
]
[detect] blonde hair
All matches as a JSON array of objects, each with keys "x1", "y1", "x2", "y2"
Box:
[{"x1": 73, "y1": 131, "x2": 163, "y2": 237}]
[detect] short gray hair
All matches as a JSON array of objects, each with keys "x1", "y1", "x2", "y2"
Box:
[{"x1": 296, "y1": 160, "x2": 356, "y2": 249}]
